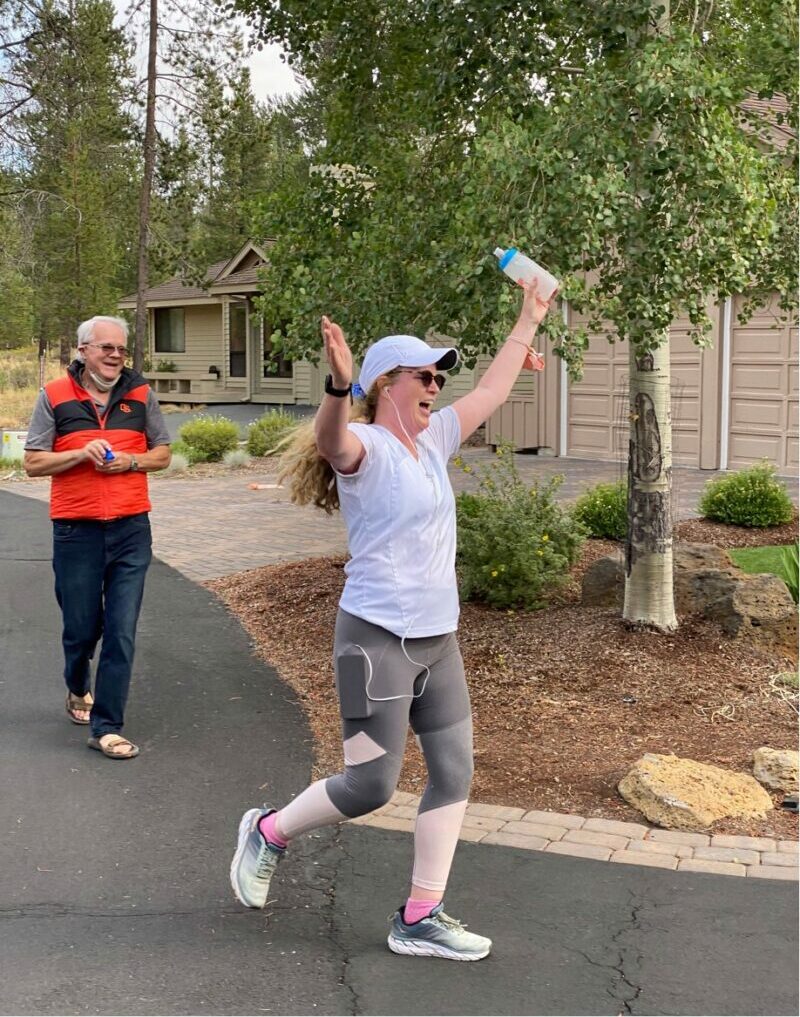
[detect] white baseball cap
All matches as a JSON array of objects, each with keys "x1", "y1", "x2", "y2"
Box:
[{"x1": 358, "y1": 335, "x2": 459, "y2": 395}]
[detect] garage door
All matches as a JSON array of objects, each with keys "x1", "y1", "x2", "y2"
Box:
[
  {"x1": 566, "y1": 311, "x2": 706, "y2": 467},
  {"x1": 728, "y1": 294, "x2": 798, "y2": 474}
]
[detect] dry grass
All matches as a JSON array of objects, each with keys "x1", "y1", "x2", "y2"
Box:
[{"x1": 0, "y1": 349, "x2": 63, "y2": 429}]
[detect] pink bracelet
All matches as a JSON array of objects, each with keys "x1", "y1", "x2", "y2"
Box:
[{"x1": 507, "y1": 335, "x2": 534, "y2": 352}]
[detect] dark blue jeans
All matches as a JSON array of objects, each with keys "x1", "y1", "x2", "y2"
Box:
[{"x1": 52, "y1": 513, "x2": 152, "y2": 738}]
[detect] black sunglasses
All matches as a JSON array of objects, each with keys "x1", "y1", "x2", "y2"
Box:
[{"x1": 396, "y1": 368, "x2": 446, "y2": 390}]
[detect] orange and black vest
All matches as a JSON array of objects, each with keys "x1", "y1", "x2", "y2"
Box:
[{"x1": 47, "y1": 362, "x2": 152, "y2": 520}]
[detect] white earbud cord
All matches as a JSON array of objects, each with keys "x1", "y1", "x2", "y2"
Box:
[{"x1": 359, "y1": 387, "x2": 445, "y2": 703}]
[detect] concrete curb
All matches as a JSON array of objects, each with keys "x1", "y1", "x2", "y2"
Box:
[{"x1": 350, "y1": 792, "x2": 800, "y2": 880}]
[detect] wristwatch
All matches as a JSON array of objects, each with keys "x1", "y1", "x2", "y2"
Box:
[
  {"x1": 129, "y1": 456, "x2": 139, "y2": 472},
  {"x1": 324, "y1": 374, "x2": 352, "y2": 398}
]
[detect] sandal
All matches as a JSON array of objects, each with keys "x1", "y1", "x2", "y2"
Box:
[
  {"x1": 87, "y1": 734, "x2": 140, "y2": 760},
  {"x1": 66, "y1": 692, "x2": 94, "y2": 725}
]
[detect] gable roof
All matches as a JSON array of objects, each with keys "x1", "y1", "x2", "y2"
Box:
[
  {"x1": 118, "y1": 241, "x2": 274, "y2": 308},
  {"x1": 214, "y1": 240, "x2": 272, "y2": 283}
]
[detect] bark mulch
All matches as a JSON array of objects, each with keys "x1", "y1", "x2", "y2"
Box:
[{"x1": 207, "y1": 519, "x2": 799, "y2": 841}]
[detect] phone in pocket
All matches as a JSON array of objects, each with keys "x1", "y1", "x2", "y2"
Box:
[{"x1": 336, "y1": 650, "x2": 371, "y2": 719}]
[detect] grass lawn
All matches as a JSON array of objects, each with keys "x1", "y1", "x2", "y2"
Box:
[{"x1": 729, "y1": 544, "x2": 796, "y2": 585}]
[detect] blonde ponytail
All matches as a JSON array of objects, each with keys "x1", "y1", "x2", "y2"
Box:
[{"x1": 278, "y1": 386, "x2": 381, "y2": 514}]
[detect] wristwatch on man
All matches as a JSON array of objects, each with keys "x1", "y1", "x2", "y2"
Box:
[
  {"x1": 324, "y1": 374, "x2": 352, "y2": 398},
  {"x1": 129, "y1": 456, "x2": 139, "y2": 472}
]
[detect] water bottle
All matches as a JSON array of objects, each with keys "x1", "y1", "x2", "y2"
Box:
[{"x1": 493, "y1": 247, "x2": 560, "y2": 302}]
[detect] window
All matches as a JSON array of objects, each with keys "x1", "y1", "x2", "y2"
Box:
[
  {"x1": 154, "y1": 308, "x2": 185, "y2": 353},
  {"x1": 229, "y1": 302, "x2": 247, "y2": 377}
]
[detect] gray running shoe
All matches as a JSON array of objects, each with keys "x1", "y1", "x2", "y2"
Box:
[
  {"x1": 387, "y1": 903, "x2": 492, "y2": 961},
  {"x1": 230, "y1": 807, "x2": 285, "y2": 908}
]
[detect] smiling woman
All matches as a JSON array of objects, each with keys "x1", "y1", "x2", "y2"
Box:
[{"x1": 228, "y1": 278, "x2": 556, "y2": 962}]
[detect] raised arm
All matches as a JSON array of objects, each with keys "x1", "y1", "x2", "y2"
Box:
[
  {"x1": 453, "y1": 280, "x2": 554, "y2": 443},
  {"x1": 314, "y1": 315, "x2": 366, "y2": 475}
]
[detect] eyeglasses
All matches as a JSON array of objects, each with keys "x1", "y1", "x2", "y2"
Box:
[
  {"x1": 396, "y1": 368, "x2": 446, "y2": 390},
  {"x1": 86, "y1": 343, "x2": 130, "y2": 357}
]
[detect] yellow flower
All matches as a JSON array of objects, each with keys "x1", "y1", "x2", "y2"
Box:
[
  {"x1": 491, "y1": 570, "x2": 498, "y2": 577},
  {"x1": 537, "y1": 549, "x2": 544, "y2": 556},
  {"x1": 541, "y1": 534, "x2": 549, "y2": 542}
]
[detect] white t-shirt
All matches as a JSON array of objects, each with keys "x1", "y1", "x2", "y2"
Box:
[{"x1": 334, "y1": 406, "x2": 462, "y2": 638}]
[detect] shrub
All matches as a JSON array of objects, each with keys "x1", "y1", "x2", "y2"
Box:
[
  {"x1": 572, "y1": 480, "x2": 627, "y2": 540},
  {"x1": 246, "y1": 409, "x2": 297, "y2": 457},
  {"x1": 161, "y1": 451, "x2": 189, "y2": 474},
  {"x1": 698, "y1": 462, "x2": 795, "y2": 528},
  {"x1": 780, "y1": 542, "x2": 799, "y2": 604},
  {"x1": 222, "y1": 448, "x2": 252, "y2": 469},
  {"x1": 155, "y1": 359, "x2": 177, "y2": 372},
  {"x1": 176, "y1": 415, "x2": 239, "y2": 462},
  {"x1": 169, "y1": 439, "x2": 208, "y2": 465},
  {"x1": 455, "y1": 444, "x2": 585, "y2": 610}
]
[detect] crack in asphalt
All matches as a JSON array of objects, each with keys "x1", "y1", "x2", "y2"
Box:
[
  {"x1": 279, "y1": 826, "x2": 361, "y2": 1016},
  {"x1": 322, "y1": 827, "x2": 362, "y2": 1016},
  {"x1": 564, "y1": 892, "x2": 650, "y2": 1015}
]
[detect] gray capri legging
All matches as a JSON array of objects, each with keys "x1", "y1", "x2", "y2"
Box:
[{"x1": 276, "y1": 608, "x2": 474, "y2": 892}]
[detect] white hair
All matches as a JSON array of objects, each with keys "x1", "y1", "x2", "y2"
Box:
[{"x1": 75, "y1": 316, "x2": 130, "y2": 361}]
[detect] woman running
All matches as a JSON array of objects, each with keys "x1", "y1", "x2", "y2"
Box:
[{"x1": 230, "y1": 277, "x2": 553, "y2": 960}]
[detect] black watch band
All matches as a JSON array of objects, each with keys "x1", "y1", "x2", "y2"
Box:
[{"x1": 324, "y1": 374, "x2": 352, "y2": 398}]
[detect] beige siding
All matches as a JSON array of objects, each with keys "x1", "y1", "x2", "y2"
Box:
[
  {"x1": 566, "y1": 311, "x2": 630, "y2": 460},
  {"x1": 565, "y1": 306, "x2": 720, "y2": 468},
  {"x1": 149, "y1": 304, "x2": 224, "y2": 371},
  {"x1": 728, "y1": 294, "x2": 798, "y2": 473}
]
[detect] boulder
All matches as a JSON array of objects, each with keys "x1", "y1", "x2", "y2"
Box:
[
  {"x1": 704, "y1": 572, "x2": 798, "y2": 652},
  {"x1": 581, "y1": 542, "x2": 797, "y2": 654},
  {"x1": 581, "y1": 552, "x2": 624, "y2": 607},
  {"x1": 618, "y1": 753, "x2": 773, "y2": 831},
  {"x1": 753, "y1": 747, "x2": 799, "y2": 793}
]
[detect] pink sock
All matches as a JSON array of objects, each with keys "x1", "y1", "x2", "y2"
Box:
[
  {"x1": 258, "y1": 811, "x2": 289, "y2": 849},
  {"x1": 404, "y1": 898, "x2": 440, "y2": 924}
]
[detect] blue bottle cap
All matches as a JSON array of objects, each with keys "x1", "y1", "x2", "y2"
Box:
[{"x1": 495, "y1": 247, "x2": 518, "y2": 271}]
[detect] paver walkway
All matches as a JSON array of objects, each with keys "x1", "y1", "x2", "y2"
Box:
[
  {"x1": 4, "y1": 451, "x2": 797, "y2": 879},
  {"x1": 7, "y1": 449, "x2": 794, "y2": 582}
]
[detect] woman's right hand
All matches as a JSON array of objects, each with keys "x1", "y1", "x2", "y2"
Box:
[{"x1": 321, "y1": 315, "x2": 353, "y2": 389}]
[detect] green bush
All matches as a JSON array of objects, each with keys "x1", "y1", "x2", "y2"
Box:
[
  {"x1": 455, "y1": 444, "x2": 585, "y2": 610},
  {"x1": 572, "y1": 480, "x2": 627, "y2": 540},
  {"x1": 698, "y1": 462, "x2": 795, "y2": 528},
  {"x1": 222, "y1": 448, "x2": 252, "y2": 468},
  {"x1": 160, "y1": 450, "x2": 189, "y2": 473},
  {"x1": 246, "y1": 409, "x2": 297, "y2": 457},
  {"x1": 176, "y1": 415, "x2": 239, "y2": 462},
  {"x1": 169, "y1": 439, "x2": 209, "y2": 465}
]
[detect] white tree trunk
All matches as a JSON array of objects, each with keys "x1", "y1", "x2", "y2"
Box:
[{"x1": 623, "y1": 339, "x2": 678, "y2": 631}]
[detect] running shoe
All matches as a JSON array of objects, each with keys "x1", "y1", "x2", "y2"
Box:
[
  {"x1": 387, "y1": 903, "x2": 492, "y2": 961},
  {"x1": 230, "y1": 807, "x2": 285, "y2": 908}
]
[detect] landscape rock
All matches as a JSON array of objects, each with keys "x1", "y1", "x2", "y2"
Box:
[
  {"x1": 582, "y1": 542, "x2": 797, "y2": 653},
  {"x1": 618, "y1": 753, "x2": 774, "y2": 831},
  {"x1": 581, "y1": 552, "x2": 624, "y2": 607},
  {"x1": 752, "y1": 747, "x2": 799, "y2": 793},
  {"x1": 704, "y1": 572, "x2": 798, "y2": 652}
]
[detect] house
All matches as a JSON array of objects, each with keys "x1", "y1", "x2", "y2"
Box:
[
  {"x1": 119, "y1": 241, "x2": 325, "y2": 407},
  {"x1": 121, "y1": 245, "x2": 798, "y2": 476}
]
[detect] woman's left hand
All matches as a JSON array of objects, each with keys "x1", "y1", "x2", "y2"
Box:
[{"x1": 518, "y1": 277, "x2": 555, "y2": 328}]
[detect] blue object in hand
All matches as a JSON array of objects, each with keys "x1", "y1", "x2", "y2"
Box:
[{"x1": 103, "y1": 448, "x2": 115, "y2": 463}]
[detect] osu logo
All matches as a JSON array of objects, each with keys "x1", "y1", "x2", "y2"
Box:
[{"x1": 120, "y1": 402, "x2": 131, "y2": 413}]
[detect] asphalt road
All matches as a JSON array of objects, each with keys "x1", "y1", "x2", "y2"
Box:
[{"x1": 0, "y1": 489, "x2": 797, "y2": 1017}]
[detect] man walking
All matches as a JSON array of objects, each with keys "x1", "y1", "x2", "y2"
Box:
[{"x1": 24, "y1": 316, "x2": 171, "y2": 759}]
